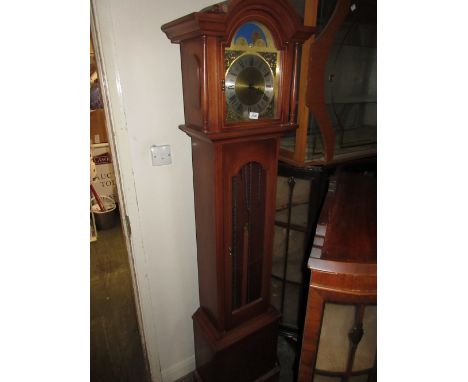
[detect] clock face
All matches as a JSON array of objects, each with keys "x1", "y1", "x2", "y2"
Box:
[
  {"x1": 225, "y1": 54, "x2": 275, "y2": 121},
  {"x1": 224, "y1": 21, "x2": 280, "y2": 123}
]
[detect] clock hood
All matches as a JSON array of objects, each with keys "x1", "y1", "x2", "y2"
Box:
[{"x1": 161, "y1": 0, "x2": 315, "y2": 46}]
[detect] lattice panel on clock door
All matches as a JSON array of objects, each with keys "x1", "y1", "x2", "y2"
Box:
[{"x1": 231, "y1": 161, "x2": 266, "y2": 311}]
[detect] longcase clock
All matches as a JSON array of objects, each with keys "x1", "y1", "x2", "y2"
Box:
[{"x1": 162, "y1": 1, "x2": 314, "y2": 380}]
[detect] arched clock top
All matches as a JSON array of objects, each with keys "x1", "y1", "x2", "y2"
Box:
[
  {"x1": 161, "y1": 0, "x2": 314, "y2": 46},
  {"x1": 224, "y1": 15, "x2": 283, "y2": 50},
  {"x1": 227, "y1": 21, "x2": 276, "y2": 50},
  {"x1": 223, "y1": 0, "x2": 314, "y2": 48}
]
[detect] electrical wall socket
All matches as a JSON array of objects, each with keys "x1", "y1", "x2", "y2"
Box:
[{"x1": 150, "y1": 145, "x2": 172, "y2": 166}]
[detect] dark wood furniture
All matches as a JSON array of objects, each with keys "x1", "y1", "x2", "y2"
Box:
[
  {"x1": 280, "y1": 0, "x2": 377, "y2": 166},
  {"x1": 298, "y1": 171, "x2": 377, "y2": 382},
  {"x1": 272, "y1": 162, "x2": 328, "y2": 338},
  {"x1": 161, "y1": 1, "x2": 314, "y2": 380}
]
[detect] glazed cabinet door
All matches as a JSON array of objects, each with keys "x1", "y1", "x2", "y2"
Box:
[{"x1": 222, "y1": 138, "x2": 278, "y2": 329}]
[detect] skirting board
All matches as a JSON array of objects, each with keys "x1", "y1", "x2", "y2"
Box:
[{"x1": 161, "y1": 355, "x2": 195, "y2": 382}]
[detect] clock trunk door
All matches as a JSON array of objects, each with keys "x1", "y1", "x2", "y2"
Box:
[{"x1": 222, "y1": 139, "x2": 278, "y2": 329}]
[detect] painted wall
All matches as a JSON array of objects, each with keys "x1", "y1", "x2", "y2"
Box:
[{"x1": 93, "y1": 0, "x2": 214, "y2": 380}]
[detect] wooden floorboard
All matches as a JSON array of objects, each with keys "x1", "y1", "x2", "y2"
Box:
[{"x1": 90, "y1": 221, "x2": 150, "y2": 382}]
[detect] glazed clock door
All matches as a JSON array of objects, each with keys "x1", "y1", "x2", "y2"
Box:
[{"x1": 222, "y1": 138, "x2": 278, "y2": 329}]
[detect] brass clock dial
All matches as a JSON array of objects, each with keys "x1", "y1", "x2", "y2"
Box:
[{"x1": 225, "y1": 53, "x2": 275, "y2": 121}]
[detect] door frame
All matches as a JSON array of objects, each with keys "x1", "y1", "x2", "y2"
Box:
[{"x1": 90, "y1": 2, "x2": 162, "y2": 381}]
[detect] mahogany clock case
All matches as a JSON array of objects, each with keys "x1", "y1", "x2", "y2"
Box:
[
  {"x1": 188, "y1": 134, "x2": 282, "y2": 382},
  {"x1": 161, "y1": 1, "x2": 315, "y2": 381}
]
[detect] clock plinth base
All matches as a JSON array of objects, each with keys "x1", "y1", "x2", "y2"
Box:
[{"x1": 193, "y1": 307, "x2": 281, "y2": 382}]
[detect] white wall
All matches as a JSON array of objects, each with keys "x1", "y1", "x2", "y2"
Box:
[{"x1": 92, "y1": 0, "x2": 214, "y2": 380}]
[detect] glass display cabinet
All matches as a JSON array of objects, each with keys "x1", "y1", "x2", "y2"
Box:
[
  {"x1": 298, "y1": 172, "x2": 377, "y2": 382},
  {"x1": 271, "y1": 156, "x2": 375, "y2": 342},
  {"x1": 272, "y1": 2, "x2": 377, "y2": 377},
  {"x1": 280, "y1": 0, "x2": 377, "y2": 165},
  {"x1": 271, "y1": 163, "x2": 328, "y2": 337}
]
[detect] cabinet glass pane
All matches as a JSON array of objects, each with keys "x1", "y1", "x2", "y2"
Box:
[
  {"x1": 275, "y1": 176, "x2": 311, "y2": 227},
  {"x1": 316, "y1": 0, "x2": 338, "y2": 33},
  {"x1": 271, "y1": 225, "x2": 304, "y2": 329},
  {"x1": 306, "y1": 113, "x2": 325, "y2": 161},
  {"x1": 276, "y1": 203, "x2": 310, "y2": 228},
  {"x1": 316, "y1": 303, "x2": 355, "y2": 372},
  {"x1": 313, "y1": 375, "x2": 341, "y2": 382},
  {"x1": 349, "y1": 374, "x2": 370, "y2": 382},
  {"x1": 276, "y1": 176, "x2": 311, "y2": 210},
  {"x1": 273, "y1": 172, "x2": 314, "y2": 330},
  {"x1": 324, "y1": 0, "x2": 377, "y2": 156},
  {"x1": 272, "y1": 226, "x2": 305, "y2": 283},
  {"x1": 280, "y1": 130, "x2": 297, "y2": 154},
  {"x1": 271, "y1": 276, "x2": 301, "y2": 328},
  {"x1": 270, "y1": 276, "x2": 282, "y2": 310},
  {"x1": 282, "y1": 282, "x2": 301, "y2": 328},
  {"x1": 305, "y1": 0, "x2": 337, "y2": 162},
  {"x1": 353, "y1": 305, "x2": 377, "y2": 371},
  {"x1": 285, "y1": 229, "x2": 306, "y2": 283},
  {"x1": 288, "y1": 0, "x2": 306, "y2": 18},
  {"x1": 288, "y1": 0, "x2": 337, "y2": 30},
  {"x1": 272, "y1": 225, "x2": 287, "y2": 278}
]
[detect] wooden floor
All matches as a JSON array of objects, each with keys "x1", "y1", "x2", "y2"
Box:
[{"x1": 91, "y1": 221, "x2": 150, "y2": 382}]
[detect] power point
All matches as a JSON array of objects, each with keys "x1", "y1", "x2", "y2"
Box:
[{"x1": 150, "y1": 145, "x2": 172, "y2": 166}]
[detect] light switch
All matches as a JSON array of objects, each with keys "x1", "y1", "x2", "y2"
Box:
[{"x1": 150, "y1": 145, "x2": 172, "y2": 166}]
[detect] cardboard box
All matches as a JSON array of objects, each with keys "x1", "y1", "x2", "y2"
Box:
[
  {"x1": 91, "y1": 143, "x2": 118, "y2": 203},
  {"x1": 90, "y1": 109, "x2": 108, "y2": 144}
]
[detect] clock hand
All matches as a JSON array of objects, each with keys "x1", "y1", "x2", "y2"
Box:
[
  {"x1": 252, "y1": 87, "x2": 264, "y2": 96},
  {"x1": 247, "y1": 83, "x2": 263, "y2": 95}
]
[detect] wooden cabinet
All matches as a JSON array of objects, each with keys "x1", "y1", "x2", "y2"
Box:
[
  {"x1": 280, "y1": 0, "x2": 377, "y2": 166},
  {"x1": 90, "y1": 109, "x2": 108, "y2": 144},
  {"x1": 271, "y1": 163, "x2": 329, "y2": 338},
  {"x1": 298, "y1": 172, "x2": 377, "y2": 382}
]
